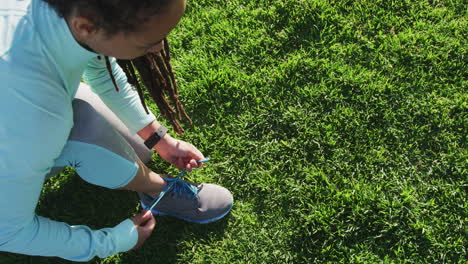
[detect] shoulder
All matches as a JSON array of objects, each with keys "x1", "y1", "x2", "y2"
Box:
[{"x1": 0, "y1": 2, "x2": 75, "y2": 174}]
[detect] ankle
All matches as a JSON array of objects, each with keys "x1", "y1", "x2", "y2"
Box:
[{"x1": 147, "y1": 178, "x2": 168, "y2": 198}]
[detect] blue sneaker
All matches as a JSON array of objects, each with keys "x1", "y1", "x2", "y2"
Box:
[{"x1": 138, "y1": 177, "x2": 233, "y2": 224}]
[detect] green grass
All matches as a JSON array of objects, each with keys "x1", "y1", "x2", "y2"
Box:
[{"x1": 1, "y1": 0, "x2": 466, "y2": 263}]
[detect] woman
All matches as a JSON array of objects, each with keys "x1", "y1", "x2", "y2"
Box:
[{"x1": 0, "y1": 0, "x2": 233, "y2": 261}]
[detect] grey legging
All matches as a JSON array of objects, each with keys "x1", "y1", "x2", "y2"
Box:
[{"x1": 47, "y1": 83, "x2": 154, "y2": 189}]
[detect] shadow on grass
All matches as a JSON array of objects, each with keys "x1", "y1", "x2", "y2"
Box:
[
  {"x1": 119, "y1": 215, "x2": 230, "y2": 264},
  {"x1": 0, "y1": 170, "x2": 230, "y2": 264}
]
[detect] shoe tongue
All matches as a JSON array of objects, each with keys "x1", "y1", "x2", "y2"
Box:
[{"x1": 173, "y1": 178, "x2": 198, "y2": 199}]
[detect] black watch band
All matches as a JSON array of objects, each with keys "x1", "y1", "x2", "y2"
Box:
[{"x1": 144, "y1": 125, "x2": 168, "y2": 149}]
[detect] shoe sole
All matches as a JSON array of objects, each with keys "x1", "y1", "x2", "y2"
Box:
[{"x1": 140, "y1": 201, "x2": 233, "y2": 224}]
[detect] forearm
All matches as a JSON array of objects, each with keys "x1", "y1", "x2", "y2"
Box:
[
  {"x1": 0, "y1": 216, "x2": 137, "y2": 261},
  {"x1": 83, "y1": 56, "x2": 156, "y2": 134},
  {"x1": 0, "y1": 174, "x2": 138, "y2": 261}
]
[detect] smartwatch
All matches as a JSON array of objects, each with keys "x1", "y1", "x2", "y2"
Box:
[{"x1": 144, "y1": 125, "x2": 168, "y2": 149}]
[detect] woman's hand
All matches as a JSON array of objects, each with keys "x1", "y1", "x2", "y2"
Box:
[
  {"x1": 130, "y1": 210, "x2": 156, "y2": 250},
  {"x1": 154, "y1": 134, "x2": 205, "y2": 172}
]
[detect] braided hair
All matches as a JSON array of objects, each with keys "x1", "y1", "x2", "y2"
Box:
[{"x1": 113, "y1": 39, "x2": 192, "y2": 134}]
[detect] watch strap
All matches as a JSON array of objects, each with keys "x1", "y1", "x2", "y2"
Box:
[{"x1": 144, "y1": 125, "x2": 168, "y2": 149}]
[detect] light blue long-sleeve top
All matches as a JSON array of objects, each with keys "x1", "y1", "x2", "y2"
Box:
[{"x1": 0, "y1": 0, "x2": 157, "y2": 261}]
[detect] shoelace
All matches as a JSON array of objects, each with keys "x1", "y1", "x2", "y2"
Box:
[
  {"x1": 165, "y1": 177, "x2": 198, "y2": 199},
  {"x1": 146, "y1": 158, "x2": 210, "y2": 212}
]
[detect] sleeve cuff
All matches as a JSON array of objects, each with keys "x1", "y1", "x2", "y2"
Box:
[{"x1": 110, "y1": 218, "x2": 139, "y2": 253}]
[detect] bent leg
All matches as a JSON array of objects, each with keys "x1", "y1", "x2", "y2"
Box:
[
  {"x1": 74, "y1": 83, "x2": 153, "y2": 164},
  {"x1": 48, "y1": 84, "x2": 232, "y2": 223},
  {"x1": 52, "y1": 95, "x2": 165, "y2": 193}
]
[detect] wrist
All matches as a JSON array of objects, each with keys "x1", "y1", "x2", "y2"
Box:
[
  {"x1": 153, "y1": 133, "x2": 175, "y2": 152},
  {"x1": 137, "y1": 120, "x2": 161, "y2": 140},
  {"x1": 143, "y1": 124, "x2": 168, "y2": 150}
]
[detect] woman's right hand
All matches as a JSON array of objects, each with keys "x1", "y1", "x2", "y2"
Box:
[{"x1": 130, "y1": 210, "x2": 156, "y2": 250}]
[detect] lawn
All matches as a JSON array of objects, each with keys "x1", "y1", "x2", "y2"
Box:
[{"x1": 0, "y1": 0, "x2": 466, "y2": 263}]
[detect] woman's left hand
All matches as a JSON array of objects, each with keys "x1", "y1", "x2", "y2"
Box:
[{"x1": 154, "y1": 134, "x2": 205, "y2": 171}]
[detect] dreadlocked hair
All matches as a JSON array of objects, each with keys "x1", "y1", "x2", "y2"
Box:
[{"x1": 109, "y1": 38, "x2": 192, "y2": 135}]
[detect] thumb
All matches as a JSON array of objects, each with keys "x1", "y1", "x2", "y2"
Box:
[
  {"x1": 141, "y1": 213, "x2": 156, "y2": 232},
  {"x1": 131, "y1": 210, "x2": 152, "y2": 226}
]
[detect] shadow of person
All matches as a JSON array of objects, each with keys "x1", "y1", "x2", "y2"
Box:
[
  {"x1": 119, "y1": 215, "x2": 230, "y2": 264},
  {"x1": 6, "y1": 170, "x2": 230, "y2": 264}
]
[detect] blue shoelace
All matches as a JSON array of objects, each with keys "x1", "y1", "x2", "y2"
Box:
[
  {"x1": 164, "y1": 177, "x2": 198, "y2": 199},
  {"x1": 145, "y1": 158, "x2": 210, "y2": 212}
]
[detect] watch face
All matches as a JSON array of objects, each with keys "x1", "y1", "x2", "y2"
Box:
[
  {"x1": 158, "y1": 125, "x2": 168, "y2": 136},
  {"x1": 144, "y1": 132, "x2": 160, "y2": 149}
]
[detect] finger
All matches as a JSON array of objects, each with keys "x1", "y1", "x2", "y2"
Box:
[
  {"x1": 141, "y1": 210, "x2": 153, "y2": 220},
  {"x1": 185, "y1": 143, "x2": 204, "y2": 161},
  {"x1": 131, "y1": 210, "x2": 151, "y2": 225},
  {"x1": 185, "y1": 162, "x2": 192, "y2": 172},
  {"x1": 186, "y1": 159, "x2": 199, "y2": 171},
  {"x1": 182, "y1": 157, "x2": 191, "y2": 170},
  {"x1": 131, "y1": 213, "x2": 144, "y2": 225},
  {"x1": 142, "y1": 214, "x2": 156, "y2": 232},
  {"x1": 171, "y1": 156, "x2": 187, "y2": 170},
  {"x1": 175, "y1": 158, "x2": 185, "y2": 170},
  {"x1": 190, "y1": 159, "x2": 198, "y2": 168},
  {"x1": 191, "y1": 149, "x2": 205, "y2": 161}
]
